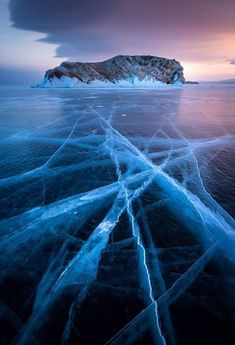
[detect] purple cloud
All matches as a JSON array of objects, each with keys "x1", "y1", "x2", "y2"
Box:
[{"x1": 8, "y1": 0, "x2": 235, "y2": 62}]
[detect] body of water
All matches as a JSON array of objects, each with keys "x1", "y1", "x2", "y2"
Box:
[{"x1": 0, "y1": 85, "x2": 235, "y2": 345}]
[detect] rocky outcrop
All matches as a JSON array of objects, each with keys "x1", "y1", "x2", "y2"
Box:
[
  {"x1": 184, "y1": 81, "x2": 199, "y2": 84},
  {"x1": 36, "y1": 55, "x2": 185, "y2": 88}
]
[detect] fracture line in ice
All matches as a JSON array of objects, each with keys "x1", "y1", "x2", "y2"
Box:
[
  {"x1": 0, "y1": 131, "x2": 231, "y2": 189},
  {"x1": 59, "y1": 191, "x2": 128, "y2": 343},
  {"x1": 157, "y1": 242, "x2": 218, "y2": 307},
  {"x1": 51, "y1": 112, "x2": 151, "y2": 296},
  {"x1": 0, "y1": 110, "x2": 108, "y2": 188},
  {"x1": 2, "y1": 104, "x2": 234, "y2": 287},
  {"x1": 105, "y1": 241, "x2": 218, "y2": 345},
  {"x1": 2, "y1": 106, "x2": 84, "y2": 144},
  {"x1": 162, "y1": 133, "x2": 231, "y2": 172},
  {"x1": 125, "y1": 193, "x2": 166, "y2": 345},
  {"x1": 162, "y1": 117, "x2": 234, "y2": 238},
  {"x1": 91, "y1": 106, "x2": 235, "y2": 237},
  {"x1": 58, "y1": 104, "x2": 166, "y2": 343},
  {"x1": 0, "y1": 118, "x2": 80, "y2": 188},
  {"x1": 0, "y1": 157, "x2": 112, "y2": 189},
  {"x1": 51, "y1": 191, "x2": 126, "y2": 293},
  {"x1": 98, "y1": 106, "x2": 166, "y2": 344},
  {"x1": 0, "y1": 176, "x2": 120, "y2": 241},
  {"x1": 14, "y1": 172, "x2": 154, "y2": 345},
  {"x1": 0, "y1": 168, "x2": 153, "y2": 243},
  {"x1": 86, "y1": 106, "x2": 235, "y2": 344},
  {"x1": 2, "y1": 102, "x2": 235, "y2": 345},
  {"x1": 41, "y1": 118, "x2": 79, "y2": 169},
  {"x1": 137, "y1": 199, "x2": 176, "y2": 345}
]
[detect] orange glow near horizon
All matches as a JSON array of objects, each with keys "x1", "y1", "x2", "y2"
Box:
[
  {"x1": 182, "y1": 34, "x2": 235, "y2": 81},
  {"x1": 1, "y1": 0, "x2": 235, "y2": 83}
]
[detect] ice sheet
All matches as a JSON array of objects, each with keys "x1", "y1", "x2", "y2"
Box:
[{"x1": 0, "y1": 86, "x2": 235, "y2": 345}]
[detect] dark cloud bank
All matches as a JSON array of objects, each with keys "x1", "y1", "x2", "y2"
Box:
[{"x1": 9, "y1": 0, "x2": 235, "y2": 61}]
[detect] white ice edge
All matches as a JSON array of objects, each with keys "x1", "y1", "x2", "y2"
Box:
[{"x1": 34, "y1": 76, "x2": 183, "y2": 89}]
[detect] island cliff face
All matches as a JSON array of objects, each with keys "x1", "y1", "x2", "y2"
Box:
[{"x1": 37, "y1": 55, "x2": 185, "y2": 88}]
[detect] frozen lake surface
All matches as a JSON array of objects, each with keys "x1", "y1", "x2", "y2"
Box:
[{"x1": 0, "y1": 85, "x2": 235, "y2": 345}]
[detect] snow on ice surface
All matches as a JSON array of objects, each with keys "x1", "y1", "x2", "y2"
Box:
[{"x1": 0, "y1": 85, "x2": 235, "y2": 345}]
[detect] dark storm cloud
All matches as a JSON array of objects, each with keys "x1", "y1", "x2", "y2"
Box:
[
  {"x1": 9, "y1": 0, "x2": 114, "y2": 32},
  {"x1": 229, "y1": 59, "x2": 235, "y2": 65},
  {"x1": 9, "y1": 0, "x2": 121, "y2": 59},
  {"x1": 8, "y1": 0, "x2": 235, "y2": 61}
]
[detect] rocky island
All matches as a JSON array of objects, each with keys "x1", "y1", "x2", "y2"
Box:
[{"x1": 36, "y1": 55, "x2": 185, "y2": 88}]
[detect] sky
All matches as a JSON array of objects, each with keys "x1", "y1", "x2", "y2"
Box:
[{"x1": 1, "y1": 0, "x2": 235, "y2": 84}]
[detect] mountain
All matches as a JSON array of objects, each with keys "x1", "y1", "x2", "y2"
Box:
[
  {"x1": 214, "y1": 79, "x2": 235, "y2": 84},
  {"x1": 184, "y1": 81, "x2": 199, "y2": 84},
  {"x1": 203, "y1": 79, "x2": 235, "y2": 84},
  {"x1": 36, "y1": 55, "x2": 185, "y2": 88}
]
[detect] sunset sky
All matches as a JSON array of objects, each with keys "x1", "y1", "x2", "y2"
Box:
[{"x1": 1, "y1": 0, "x2": 235, "y2": 85}]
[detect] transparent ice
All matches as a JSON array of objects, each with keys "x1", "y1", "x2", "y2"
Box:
[{"x1": 0, "y1": 86, "x2": 235, "y2": 345}]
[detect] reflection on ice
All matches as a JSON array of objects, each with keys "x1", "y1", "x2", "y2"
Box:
[{"x1": 0, "y1": 87, "x2": 235, "y2": 345}]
